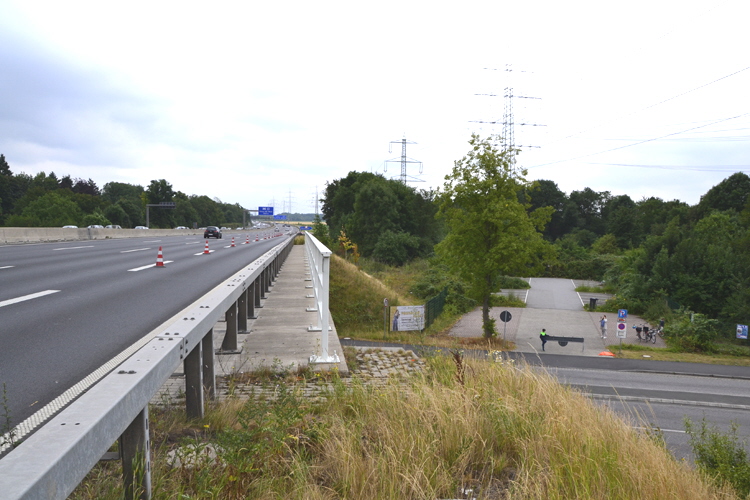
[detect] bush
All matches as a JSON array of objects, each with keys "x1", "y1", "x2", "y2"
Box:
[
  {"x1": 665, "y1": 310, "x2": 719, "y2": 353},
  {"x1": 685, "y1": 417, "x2": 750, "y2": 497},
  {"x1": 372, "y1": 230, "x2": 421, "y2": 266}
]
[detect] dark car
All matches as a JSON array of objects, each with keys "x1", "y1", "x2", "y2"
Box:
[{"x1": 204, "y1": 226, "x2": 222, "y2": 239}]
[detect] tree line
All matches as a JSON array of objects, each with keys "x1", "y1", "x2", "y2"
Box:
[
  {"x1": 0, "y1": 154, "x2": 247, "y2": 228},
  {"x1": 317, "y1": 137, "x2": 750, "y2": 337}
]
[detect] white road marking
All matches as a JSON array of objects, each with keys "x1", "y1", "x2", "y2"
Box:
[
  {"x1": 194, "y1": 250, "x2": 214, "y2": 255},
  {"x1": 121, "y1": 248, "x2": 151, "y2": 253},
  {"x1": 634, "y1": 426, "x2": 686, "y2": 434},
  {"x1": 143, "y1": 240, "x2": 162, "y2": 243},
  {"x1": 0, "y1": 266, "x2": 14, "y2": 270},
  {"x1": 128, "y1": 261, "x2": 174, "y2": 272},
  {"x1": 52, "y1": 246, "x2": 94, "y2": 251},
  {"x1": 0, "y1": 290, "x2": 60, "y2": 308}
]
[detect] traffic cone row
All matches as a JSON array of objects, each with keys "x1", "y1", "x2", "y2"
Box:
[{"x1": 156, "y1": 246, "x2": 165, "y2": 267}]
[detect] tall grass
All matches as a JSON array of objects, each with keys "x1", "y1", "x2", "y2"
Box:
[{"x1": 72, "y1": 357, "x2": 737, "y2": 499}]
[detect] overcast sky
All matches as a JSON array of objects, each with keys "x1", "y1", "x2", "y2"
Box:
[{"x1": 1, "y1": 0, "x2": 748, "y2": 213}]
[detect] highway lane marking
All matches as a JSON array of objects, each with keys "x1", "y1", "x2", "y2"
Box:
[
  {"x1": 121, "y1": 248, "x2": 151, "y2": 253},
  {"x1": 144, "y1": 240, "x2": 162, "y2": 243},
  {"x1": 0, "y1": 290, "x2": 60, "y2": 308},
  {"x1": 0, "y1": 266, "x2": 14, "y2": 269},
  {"x1": 194, "y1": 250, "x2": 215, "y2": 255},
  {"x1": 52, "y1": 246, "x2": 94, "y2": 251},
  {"x1": 186, "y1": 241, "x2": 202, "y2": 245},
  {"x1": 128, "y1": 262, "x2": 174, "y2": 272}
]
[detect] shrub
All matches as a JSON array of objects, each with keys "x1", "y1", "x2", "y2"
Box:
[
  {"x1": 685, "y1": 417, "x2": 750, "y2": 497},
  {"x1": 665, "y1": 310, "x2": 719, "y2": 353}
]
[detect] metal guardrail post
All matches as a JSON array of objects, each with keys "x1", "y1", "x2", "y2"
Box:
[
  {"x1": 122, "y1": 407, "x2": 151, "y2": 500},
  {"x1": 185, "y1": 341, "x2": 204, "y2": 420},
  {"x1": 305, "y1": 232, "x2": 338, "y2": 364},
  {"x1": 238, "y1": 290, "x2": 248, "y2": 333},
  {"x1": 220, "y1": 301, "x2": 239, "y2": 353},
  {"x1": 248, "y1": 283, "x2": 257, "y2": 319},
  {"x1": 202, "y1": 329, "x2": 215, "y2": 400},
  {"x1": 255, "y1": 276, "x2": 263, "y2": 306}
]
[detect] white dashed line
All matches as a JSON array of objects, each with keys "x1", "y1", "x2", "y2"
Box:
[
  {"x1": 121, "y1": 248, "x2": 151, "y2": 253},
  {"x1": 0, "y1": 290, "x2": 60, "y2": 308},
  {"x1": 127, "y1": 262, "x2": 174, "y2": 272},
  {"x1": 52, "y1": 246, "x2": 94, "y2": 251}
]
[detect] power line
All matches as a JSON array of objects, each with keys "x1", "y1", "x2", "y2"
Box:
[
  {"x1": 529, "y1": 112, "x2": 750, "y2": 169},
  {"x1": 585, "y1": 163, "x2": 750, "y2": 172},
  {"x1": 541, "y1": 65, "x2": 750, "y2": 147}
]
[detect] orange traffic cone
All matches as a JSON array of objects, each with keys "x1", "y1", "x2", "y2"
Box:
[
  {"x1": 245, "y1": 234, "x2": 249, "y2": 244},
  {"x1": 156, "y1": 246, "x2": 165, "y2": 267},
  {"x1": 231, "y1": 236, "x2": 235, "y2": 247},
  {"x1": 204, "y1": 240, "x2": 210, "y2": 254}
]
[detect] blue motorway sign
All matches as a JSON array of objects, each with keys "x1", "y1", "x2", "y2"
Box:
[
  {"x1": 258, "y1": 206, "x2": 274, "y2": 216},
  {"x1": 273, "y1": 214, "x2": 287, "y2": 220}
]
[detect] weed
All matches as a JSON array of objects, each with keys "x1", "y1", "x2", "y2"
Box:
[{"x1": 1, "y1": 383, "x2": 16, "y2": 451}]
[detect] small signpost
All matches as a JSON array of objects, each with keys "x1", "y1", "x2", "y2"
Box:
[
  {"x1": 499, "y1": 310, "x2": 512, "y2": 343},
  {"x1": 737, "y1": 324, "x2": 748, "y2": 340},
  {"x1": 617, "y1": 309, "x2": 628, "y2": 355}
]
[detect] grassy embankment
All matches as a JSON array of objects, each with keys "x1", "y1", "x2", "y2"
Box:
[{"x1": 69, "y1": 255, "x2": 741, "y2": 499}]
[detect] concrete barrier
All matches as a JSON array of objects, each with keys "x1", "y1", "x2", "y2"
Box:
[{"x1": 0, "y1": 228, "x2": 261, "y2": 245}]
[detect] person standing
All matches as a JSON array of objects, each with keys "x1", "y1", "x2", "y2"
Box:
[
  {"x1": 540, "y1": 328, "x2": 548, "y2": 351},
  {"x1": 600, "y1": 315, "x2": 607, "y2": 339}
]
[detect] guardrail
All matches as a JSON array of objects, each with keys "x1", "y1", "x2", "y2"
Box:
[
  {"x1": 0, "y1": 236, "x2": 294, "y2": 500},
  {"x1": 304, "y1": 232, "x2": 339, "y2": 364},
  {"x1": 545, "y1": 335, "x2": 585, "y2": 353}
]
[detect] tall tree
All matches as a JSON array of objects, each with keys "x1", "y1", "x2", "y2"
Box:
[{"x1": 436, "y1": 135, "x2": 553, "y2": 338}]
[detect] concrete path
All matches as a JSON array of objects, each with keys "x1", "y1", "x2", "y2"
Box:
[{"x1": 449, "y1": 277, "x2": 666, "y2": 356}]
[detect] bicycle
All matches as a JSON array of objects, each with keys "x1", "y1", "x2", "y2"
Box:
[{"x1": 643, "y1": 326, "x2": 656, "y2": 344}]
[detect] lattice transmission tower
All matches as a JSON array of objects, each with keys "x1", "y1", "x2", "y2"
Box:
[
  {"x1": 384, "y1": 135, "x2": 423, "y2": 183},
  {"x1": 471, "y1": 65, "x2": 544, "y2": 165}
]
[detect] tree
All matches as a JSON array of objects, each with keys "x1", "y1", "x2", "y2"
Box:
[
  {"x1": 10, "y1": 191, "x2": 83, "y2": 227},
  {"x1": 436, "y1": 135, "x2": 553, "y2": 338}
]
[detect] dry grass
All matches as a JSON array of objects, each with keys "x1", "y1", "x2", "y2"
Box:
[{"x1": 70, "y1": 355, "x2": 738, "y2": 499}]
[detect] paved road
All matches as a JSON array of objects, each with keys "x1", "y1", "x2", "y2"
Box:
[
  {"x1": 451, "y1": 277, "x2": 664, "y2": 355},
  {"x1": 0, "y1": 230, "x2": 291, "y2": 426}
]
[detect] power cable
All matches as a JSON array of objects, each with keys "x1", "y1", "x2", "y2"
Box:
[{"x1": 529, "y1": 112, "x2": 750, "y2": 169}]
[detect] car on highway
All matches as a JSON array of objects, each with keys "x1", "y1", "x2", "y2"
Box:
[
  {"x1": 134, "y1": 226, "x2": 149, "y2": 230},
  {"x1": 87, "y1": 225, "x2": 104, "y2": 229},
  {"x1": 204, "y1": 226, "x2": 222, "y2": 239},
  {"x1": 62, "y1": 225, "x2": 78, "y2": 228},
  {"x1": 175, "y1": 226, "x2": 188, "y2": 230},
  {"x1": 105, "y1": 225, "x2": 122, "y2": 229}
]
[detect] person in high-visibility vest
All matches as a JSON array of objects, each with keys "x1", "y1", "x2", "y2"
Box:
[{"x1": 540, "y1": 328, "x2": 548, "y2": 351}]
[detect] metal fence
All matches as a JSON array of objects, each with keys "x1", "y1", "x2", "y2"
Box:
[
  {"x1": 0, "y1": 237, "x2": 294, "y2": 500},
  {"x1": 425, "y1": 288, "x2": 448, "y2": 329}
]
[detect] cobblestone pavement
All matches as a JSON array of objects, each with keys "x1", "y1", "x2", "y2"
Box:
[{"x1": 152, "y1": 347, "x2": 426, "y2": 406}]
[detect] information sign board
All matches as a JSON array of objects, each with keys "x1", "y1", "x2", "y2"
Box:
[
  {"x1": 258, "y1": 206, "x2": 274, "y2": 216},
  {"x1": 737, "y1": 324, "x2": 748, "y2": 340},
  {"x1": 390, "y1": 305, "x2": 425, "y2": 332}
]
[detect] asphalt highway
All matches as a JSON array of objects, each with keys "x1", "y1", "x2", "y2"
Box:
[{"x1": 0, "y1": 230, "x2": 292, "y2": 427}]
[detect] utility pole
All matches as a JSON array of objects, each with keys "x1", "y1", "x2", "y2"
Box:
[{"x1": 384, "y1": 135, "x2": 424, "y2": 183}]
